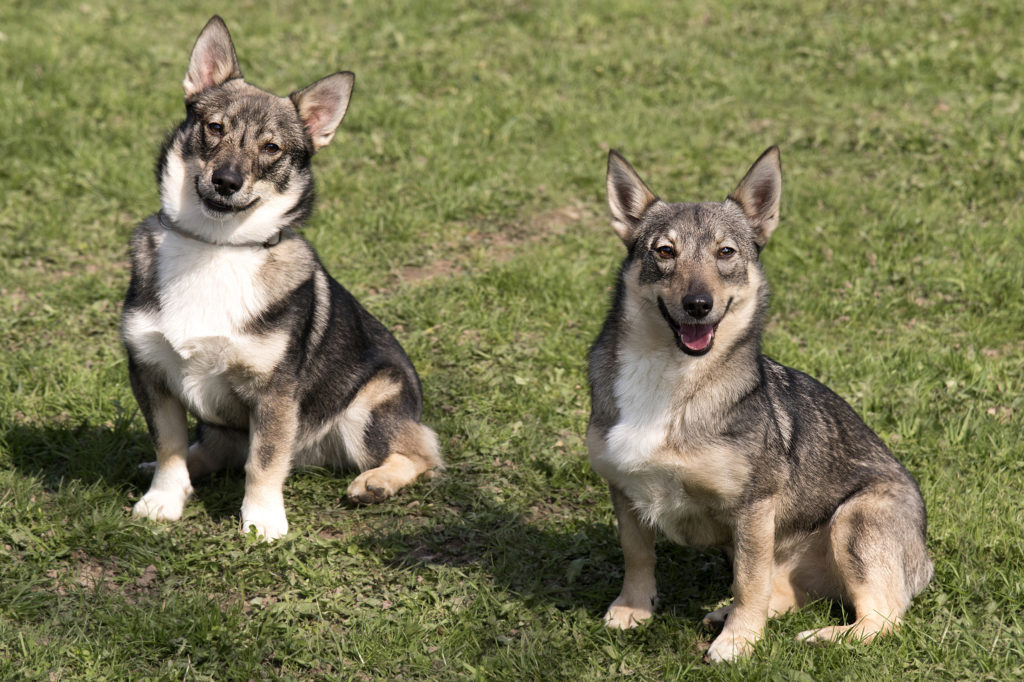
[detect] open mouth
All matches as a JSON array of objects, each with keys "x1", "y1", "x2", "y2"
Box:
[{"x1": 657, "y1": 297, "x2": 729, "y2": 356}]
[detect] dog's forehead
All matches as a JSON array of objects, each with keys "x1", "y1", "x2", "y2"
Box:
[
  {"x1": 644, "y1": 201, "x2": 747, "y2": 243},
  {"x1": 196, "y1": 82, "x2": 303, "y2": 132}
]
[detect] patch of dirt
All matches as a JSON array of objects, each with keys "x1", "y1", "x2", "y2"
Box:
[
  {"x1": 42, "y1": 551, "x2": 161, "y2": 604},
  {"x1": 375, "y1": 202, "x2": 601, "y2": 293}
]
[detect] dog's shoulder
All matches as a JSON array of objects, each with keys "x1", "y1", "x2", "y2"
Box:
[{"x1": 124, "y1": 213, "x2": 166, "y2": 309}]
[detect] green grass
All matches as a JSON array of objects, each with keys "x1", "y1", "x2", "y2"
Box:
[{"x1": 2, "y1": 0, "x2": 1023, "y2": 678}]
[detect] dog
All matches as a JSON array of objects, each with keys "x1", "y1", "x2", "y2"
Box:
[
  {"x1": 586, "y1": 146, "x2": 932, "y2": 662},
  {"x1": 121, "y1": 16, "x2": 442, "y2": 541}
]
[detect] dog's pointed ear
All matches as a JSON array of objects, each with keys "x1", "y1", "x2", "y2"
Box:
[
  {"x1": 607, "y1": 150, "x2": 659, "y2": 246},
  {"x1": 729, "y1": 146, "x2": 782, "y2": 248},
  {"x1": 183, "y1": 16, "x2": 243, "y2": 100},
  {"x1": 290, "y1": 72, "x2": 355, "y2": 152}
]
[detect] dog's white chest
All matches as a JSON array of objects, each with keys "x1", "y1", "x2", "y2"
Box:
[
  {"x1": 155, "y1": 237, "x2": 268, "y2": 344},
  {"x1": 123, "y1": 237, "x2": 287, "y2": 423},
  {"x1": 591, "y1": 346, "x2": 741, "y2": 546},
  {"x1": 595, "y1": 345, "x2": 680, "y2": 471}
]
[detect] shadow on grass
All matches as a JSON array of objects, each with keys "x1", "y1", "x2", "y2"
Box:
[
  {"x1": 2, "y1": 414, "x2": 149, "y2": 491},
  {"x1": 3, "y1": 411, "x2": 247, "y2": 522},
  {"x1": 351, "y1": 490, "x2": 734, "y2": 623}
]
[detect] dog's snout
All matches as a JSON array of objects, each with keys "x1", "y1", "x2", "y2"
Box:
[
  {"x1": 212, "y1": 166, "x2": 243, "y2": 196},
  {"x1": 682, "y1": 293, "x2": 713, "y2": 319}
]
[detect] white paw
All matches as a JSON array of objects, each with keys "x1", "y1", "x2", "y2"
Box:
[
  {"x1": 240, "y1": 501, "x2": 288, "y2": 542},
  {"x1": 603, "y1": 603, "x2": 653, "y2": 630},
  {"x1": 705, "y1": 630, "x2": 756, "y2": 663},
  {"x1": 133, "y1": 487, "x2": 190, "y2": 522}
]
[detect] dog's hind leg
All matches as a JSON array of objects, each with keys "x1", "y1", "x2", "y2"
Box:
[
  {"x1": 186, "y1": 423, "x2": 248, "y2": 479},
  {"x1": 346, "y1": 421, "x2": 441, "y2": 504},
  {"x1": 796, "y1": 482, "x2": 933, "y2": 644},
  {"x1": 138, "y1": 423, "x2": 248, "y2": 479}
]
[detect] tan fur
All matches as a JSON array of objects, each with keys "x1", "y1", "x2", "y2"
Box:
[
  {"x1": 603, "y1": 486, "x2": 658, "y2": 629},
  {"x1": 335, "y1": 375, "x2": 403, "y2": 470},
  {"x1": 131, "y1": 393, "x2": 192, "y2": 522},
  {"x1": 126, "y1": 15, "x2": 441, "y2": 543},
  {"x1": 347, "y1": 422, "x2": 442, "y2": 504},
  {"x1": 589, "y1": 148, "x2": 932, "y2": 663}
]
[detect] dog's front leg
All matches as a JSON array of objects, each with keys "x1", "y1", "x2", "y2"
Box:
[
  {"x1": 131, "y1": 366, "x2": 193, "y2": 522},
  {"x1": 705, "y1": 498, "x2": 776, "y2": 663},
  {"x1": 604, "y1": 485, "x2": 658, "y2": 629},
  {"x1": 240, "y1": 395, "x2": 298, "y2": 542}
]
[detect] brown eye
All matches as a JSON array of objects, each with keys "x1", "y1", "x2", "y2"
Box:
[
  {"x1": 207, "y1": 121, "x2": 224, "y2": 135},
  {"x1": 263, "y1": 142, "x2": 280, "y2": 154},
  {"x1": 718, "y1": 246, "x2": 736, "y2": 259},
  {"x1": 656, "y1": 245, "x2": 676, "y2": 259}
]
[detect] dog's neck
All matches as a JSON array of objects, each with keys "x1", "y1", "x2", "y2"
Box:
[{"x1": 157, "y1": 210, "x2": 285, "y2": 249}]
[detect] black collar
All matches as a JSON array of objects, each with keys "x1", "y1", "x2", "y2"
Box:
[{"x1": 157, "y1": 211, "x2": 285, "y2": 248}]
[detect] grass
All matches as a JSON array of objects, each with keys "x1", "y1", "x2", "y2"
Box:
[{"x1": 1, "y1": 0, "x2": 1023, "y2": 678}]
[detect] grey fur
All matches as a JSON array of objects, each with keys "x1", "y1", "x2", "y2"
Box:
[
  {"x1": 122, "y1": 16, "x2": 441, "y2": 541},
  {"x1": 588, "y1": 147, "x2": 932, "y2": 662}
]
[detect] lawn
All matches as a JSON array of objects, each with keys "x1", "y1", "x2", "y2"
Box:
[{"x1": 1, "y1": 0, "x2": 1022, "y2": 679}]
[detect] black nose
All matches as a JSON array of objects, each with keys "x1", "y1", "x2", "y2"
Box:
[
  {"x1": 212, "y1": 166, "x2": 243, "y2": 196},
  {"x1": 682, "y1": 293, "x2": 713, "y2": 319}
]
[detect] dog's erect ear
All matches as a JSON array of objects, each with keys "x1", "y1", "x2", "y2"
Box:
[
  {"x1": 290, "y1": 72, "x2": 355, "y2": 152},
  {"x1": 183, "y1": 16, "x2": 243, "y2": 100},
  {"x1": 606, "y1": 150, "x2": 659, "y2": 247},
  {"x1": 728, "y1": 146, "x2": 782, "y2": 248}
]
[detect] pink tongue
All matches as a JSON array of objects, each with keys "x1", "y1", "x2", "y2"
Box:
[{"x1": 680, "y1": 324, "x2": 714, "y2": 351}]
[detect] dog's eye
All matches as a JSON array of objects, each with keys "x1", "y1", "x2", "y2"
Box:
[
  {"x1": 262, "y1": 142, "x2": 280, "y2": 154},
  {"x1": 655, "y1": 245, "x2": 676, "y2": 259},
  {"x1": 718, "y1": 246, "x2": 736, "y2": 259},
  {"x1": 207, "y1": 122, "x2": 224, "y2": 135}
]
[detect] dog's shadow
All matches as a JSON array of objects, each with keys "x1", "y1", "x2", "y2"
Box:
[
  {"x1": 3, "y1": 409, "x2": 247, "y2": 522},
  {"x1": 349, "y1": 488, "x2": 733, "y2": 622},
  {"x1": 4, "y1": 412, "x2": 147, "y2": 492},
  {"x1": 4, "y1": 413, "x2": 734, "y2": 626}
]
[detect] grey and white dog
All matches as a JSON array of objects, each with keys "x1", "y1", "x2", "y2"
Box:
[
  {"x1": 587, "y1": 147, "x2": 932, "y2": 662},
  {"x1": 122, "y1": 16, "x2": 442, "y2": 541}
]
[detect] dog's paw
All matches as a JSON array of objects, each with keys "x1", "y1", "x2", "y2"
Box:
[
  {"x1": 346, "y1": 470, "x2": 398, "y2": 504},
  {"x1": 240, "y1": 501, "x2": 288, "y2": 542},
  {"x1": 133, "y1": 487, "x2": 190, "y2": 522},
  {"x1": 702, "y1": 603, "x2": 734, "y2": 629},
  {"x1": 604, "y1": 603, "x2": 653, "y2": 630},
  {"x1": 705, "y1": 630, "x2": 756, "y2": 663}
]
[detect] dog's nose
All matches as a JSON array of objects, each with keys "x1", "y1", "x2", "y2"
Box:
[
  {"x1": 212, "y1": 166, "x2": 243, "y2": 196},
  {"x1": 682, "y1": 293, "x2": 713, "y2": 319}
]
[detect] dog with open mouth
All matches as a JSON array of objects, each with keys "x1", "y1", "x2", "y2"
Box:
[{"x1": 586, "y1": 147, "x2": 932, "y2": 662}]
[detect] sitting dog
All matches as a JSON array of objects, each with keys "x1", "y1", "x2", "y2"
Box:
[
  {"x1": 587, "y1": 146, "x2": 932, "y2": 661},
  {"x1": 122, "y1": 16, "x2": 442, "y2": 541}
]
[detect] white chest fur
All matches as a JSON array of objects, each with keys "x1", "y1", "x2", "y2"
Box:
[
  {"x1": 591, "y1": 342, "x2": 746, "y2": 546},
  {"x1": 123, "y1": 235, "x2": 289, "y2": 424}
]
